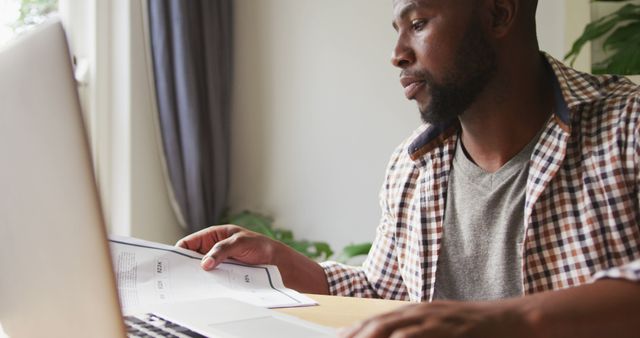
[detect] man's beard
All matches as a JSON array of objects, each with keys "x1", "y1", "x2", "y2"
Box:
[{"x1": 418, "y1": 18, "x2": 498, "y2": 125}]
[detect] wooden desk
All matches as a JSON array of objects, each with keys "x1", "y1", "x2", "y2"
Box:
[{"x1": 276, "y1": 294, "x2": 409, "y2": 328}]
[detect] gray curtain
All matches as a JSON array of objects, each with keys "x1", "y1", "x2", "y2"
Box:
[{"x1": 148, "y1": 0, "x2": 233, "y2": 232}]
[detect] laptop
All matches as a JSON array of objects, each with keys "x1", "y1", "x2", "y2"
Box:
[{"x1": 0, "y1": 20, "x2": 335, "y2": 338}]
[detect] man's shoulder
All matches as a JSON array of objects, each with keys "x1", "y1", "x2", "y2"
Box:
[
  {"x1": 578, "y1": 75, "x2": 639, "y2": 128},
  {"x1": 574, "y1": 74, "x2": 640, "y2": 125},
  {"x1": 545, "y1": 53, "x2": 639, "y2": 107},
  {"x1": 545, "y1": 54, "x2": 640, "y2": 129},
  {"x1": 582, "y1": 73, "x2": 639, "y2": 107},
  {"x1": 561, "y1": 73, "x2": 640, "y2": 166}
]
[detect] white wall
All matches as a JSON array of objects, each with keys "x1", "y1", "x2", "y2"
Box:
[
  {"x1": 537, "y1": 0, "x2": 591, "y2": 72},
  {"x1": 537, "y1": 0, "x2": 567, "y2": 60},
  {"x1": 229, "y1": 0, "x2": 419, "y2": 252}
]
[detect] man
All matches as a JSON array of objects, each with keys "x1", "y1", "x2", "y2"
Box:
[{"x1": 178, "y1": 0, "x2": 640, "y2": 336}]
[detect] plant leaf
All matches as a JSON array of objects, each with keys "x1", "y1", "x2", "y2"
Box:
[
  {"x1": 273, "y1": 229, "x2": 294, "y2": 241},
  {"x1": 600, "y1": 44, "x2": 640, "y2": 74},
  {"x1": 565, "y1": 3, "x2": 640, "y2": 66},
  {"x1": 335, "y1": 242, "x2": 372, "y2": 263},
  {"x1": 227, "y1": 211, "x2": 275, "y2": 238},
  {"x1": 312, "y1": 242, "x2": 334, "y2": 260},
  {"x1": 341, "y1": 243, "x2": 372, "y2": 257},
  {"x1": 285, "y1": 240, "x2": 314, "y2": 257},
  {"x1": 602, "y1": 21, "x2": 640, "y2": 52}
]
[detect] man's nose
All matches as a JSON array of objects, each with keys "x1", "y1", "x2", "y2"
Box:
[{"x1": 391, "y1": 37, "x2": 415, "y2": 69}]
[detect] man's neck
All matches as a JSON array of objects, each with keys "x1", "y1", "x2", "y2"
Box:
[{"x1": 457, "y1": 54, "x2": 553, "y2": 173}]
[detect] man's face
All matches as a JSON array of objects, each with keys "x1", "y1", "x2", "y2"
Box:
[{"x1": 391, "y1": 0, "x2": 497, "y2": 124}]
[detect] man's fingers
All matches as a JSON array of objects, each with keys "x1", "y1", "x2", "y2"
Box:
[
  {"x1": 175, "y1": 238, "x2": 189, "y2": 249},
  {"x1": 201, "y1": 255, "x2": 217, "y2": 270},
  {"x1": 175, "y1": 224, "x2": 242, "y2": 253},
  {"x1": 175, "y1": 231, "x2": 203, "y2": 252},
  {"x1": 389, "y1": 322, "x2": 441, "y2": 338},
  {"x1": 200, "y1": 235, "x2": 243, "y2": 270},
  {"x1": 365, "y1": 317, "x2": 424, "y2": 338},
  {"x1": 341, "y1": 305, "x2": 423, "y2": 338},
  {"x1": 338, "y1": 320, "x2": 364, "y2": 338}
]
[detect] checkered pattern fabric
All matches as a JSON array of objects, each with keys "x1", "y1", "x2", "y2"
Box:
[{"x1": 321, "y1": 54, "x2": 640, "y2": 302}]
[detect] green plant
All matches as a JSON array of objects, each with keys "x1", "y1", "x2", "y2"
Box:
[
  {"x1": 221, "y1": 210, "x2": 372, "y2": 263},
  {"x1": 334, "y1": 242, "x2": 372, "y2": 263},
  {"x1": 10, "y1": 0, "x2": 58, "y2": 33},
  {"x1": 565, "y1": 0, "x2": 640, "y2": 75}
]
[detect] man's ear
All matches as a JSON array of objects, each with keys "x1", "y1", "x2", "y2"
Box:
[{"x1": 487, "y1": 0, "x2": 517, "y2": 38}]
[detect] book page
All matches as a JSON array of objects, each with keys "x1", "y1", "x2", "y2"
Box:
[{"x1": 109, "y1": 236, "x2": 317, "y2": 314}]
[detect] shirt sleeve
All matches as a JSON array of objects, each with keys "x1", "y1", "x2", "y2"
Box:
[
  {"x1": 320, "y1": 140, "x2": 413, "y2": 300},
  {"x1": 592, "y1": 93, "x2": 640, "y2": 284},
  {"x1": 320, "y1": 209, "x2": 409, "y2": 300}
]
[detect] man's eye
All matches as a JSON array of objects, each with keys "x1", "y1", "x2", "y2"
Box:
[{"x1": 411, "y1": 19, "x2": 426, "y2": 31}]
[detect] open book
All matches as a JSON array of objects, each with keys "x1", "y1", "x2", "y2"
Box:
[{"x1": 109, "y1": 236, "x2": 318, "y2": 314}]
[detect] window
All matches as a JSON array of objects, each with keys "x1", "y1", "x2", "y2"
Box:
[{"x1": 0, "y1": 0, "x2": 58, "y2": 46}]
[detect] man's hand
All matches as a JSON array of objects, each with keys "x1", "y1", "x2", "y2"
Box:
[
  {"x1": 339, "y1": 279, "x2": 640, "y2": 338},
  {"x1": 339, "y1": 299, "x2": 531, "y2": 338},
  {"x1": 176, "y1": 224, "x2": 330, "y2": 294},
  {"x1": 176, "y1": 224, "x2": 278, "y2": 270}
]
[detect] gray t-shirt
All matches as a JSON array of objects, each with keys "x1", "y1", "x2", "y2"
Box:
[{"x1": 433, "y1": 134, "x2": 539, "y2": 301}]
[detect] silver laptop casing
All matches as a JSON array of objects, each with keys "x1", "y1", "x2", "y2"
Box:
[{"x1": 0, "y1": 20, "x2": 125, "y2": 338}]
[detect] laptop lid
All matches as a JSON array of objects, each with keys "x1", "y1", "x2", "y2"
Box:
[{"x1": 0, "y1": 20, "x2": 125, "y2": 337}]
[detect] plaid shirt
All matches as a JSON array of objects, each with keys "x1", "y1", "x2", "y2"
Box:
[{"x1": 321, "y1": 54, "x2": 640, "y2": 302}]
